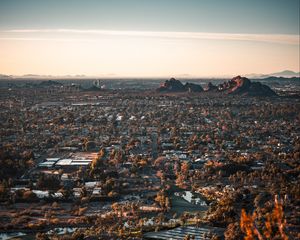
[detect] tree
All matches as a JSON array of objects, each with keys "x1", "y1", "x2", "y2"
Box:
[
  {"x1": 176, "y1": 173, "x2": 187, "y2": 188},
  {"x1": 224, "y1": 222, "x2": 243, "y2": 240},
  {"x1": 35, "y1": 233, "x2": 50, "y2": 240},
  {"x1": 59, "y1": 187, "x2": 73, "y2": 200},
  {"x1": 181, "y1": 162, "x2": 189, "y2": 178},
  {"x1": 156, "y1": 170, "x2": 165, "y2": 184},
  {"x1": 154, "y1": 190, "x2": 170, "y2": 211},
  {"x1": 22, "y1": 190, "x2": 37, "y2": 201},
  {"x1": 0, "y1": 181, "x2": 10, "y2": 201},
  {"x1": 36, "y1": 174, "x2": 60, "y2": 190},
  {"x1": 80, "y1": 186, "x2": 87, "y2": 198},
  {"x1": 240, "y1": 196, "x2": 289, "y2": 240}
]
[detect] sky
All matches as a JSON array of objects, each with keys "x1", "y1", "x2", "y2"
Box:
[{"x1": 0, "y1": 0, "x2": 299, "y2": 77}]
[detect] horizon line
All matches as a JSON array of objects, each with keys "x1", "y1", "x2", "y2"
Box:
[{"x1": 1, "y1": 71, "x2": 299, "y2": 79}]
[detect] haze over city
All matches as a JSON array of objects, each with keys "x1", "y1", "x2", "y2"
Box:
[{"x1": 0, "y1": 0, "x2": 299, "y2": 77}]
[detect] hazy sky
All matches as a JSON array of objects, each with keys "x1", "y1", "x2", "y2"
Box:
[{"x1": 0, "y1": 0, "x2": 299, "y2": 77}]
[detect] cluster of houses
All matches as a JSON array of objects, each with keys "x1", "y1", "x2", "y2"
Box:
[{"x1": 0, "y1": 84, "x2": 299, "y2": 239}]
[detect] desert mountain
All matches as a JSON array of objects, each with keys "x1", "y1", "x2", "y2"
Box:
[
  {"x1": 246, "y1": 70, "x2": 300, "y2": 79},
  {"x1": 218, "y1": 76, "x2": 277, "y2": 96},
  {"x1": 158, "y1": 76, "x2": 277, "y2": 96},
  {"x1": 157, "y1": 78, "x2": 203, "y2": 92}
]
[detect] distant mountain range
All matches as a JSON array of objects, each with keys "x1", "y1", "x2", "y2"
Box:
[
  {"x1": 0, "y1": 74, "x2": 90, "y2": 80},
  {"x1": 0, "y1": 70, "x2": 299, "y2": 80},
  {"x1": 246, "y1": 70, "x2": 300, "y2": 79}
]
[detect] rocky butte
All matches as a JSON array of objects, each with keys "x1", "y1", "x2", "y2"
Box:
[
  {"x1": 157, "y1": 76, "x2": 277, "y2": 96},
  {"x1": 157, "y1": 77, "x2": 204, "y2": 92},
  {"x1": 217, "y1": 75, "x2": 277, "y2": 96}
]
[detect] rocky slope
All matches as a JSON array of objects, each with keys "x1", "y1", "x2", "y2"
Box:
[
  {"x1": 158, "y1": 76, "x2": 277, "y2": 96},
  {"x1": 157, "y1": 78, "x2": 203, "y2": 92},
  {"x1": 218, "y1": 76, "x2": 277, "y2": 96}
]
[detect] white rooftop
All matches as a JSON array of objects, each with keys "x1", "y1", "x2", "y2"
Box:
[
  {"x1": 56, "y1": 159, "x2": 73, "y2": 165},
  {"x1": 70, "y1": 162, "x2": 90, "y2": 165},
  {"x1": 39, "y1": 162, "x2": 55, "y2": 167},
  {"x1": 46, "y1": 158, "x2": 60, "y2": 161}
]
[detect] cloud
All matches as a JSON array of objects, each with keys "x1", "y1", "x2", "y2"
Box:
[
  {"x1": 0, "y1": 37, "x2": 96, "y2": 42},
  {"x1": 1, "y1": 29, "x2": 299, "y2": 45}
]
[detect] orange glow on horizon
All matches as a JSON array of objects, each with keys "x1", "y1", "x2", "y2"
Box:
[{"x1": 0, "y1": 30, "x2": 299, "y2": 77}]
